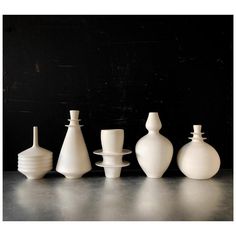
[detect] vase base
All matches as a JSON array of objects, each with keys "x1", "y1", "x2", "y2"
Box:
[
  {"x1": 146, "y1": 175, "x2": 163, "y2": 178},
  {"x1": 65, "y1": 175, "x2": 82, "y2": 179},
  {"x1": 26, "y1": 175, "x2": 45, "y2": 180}
]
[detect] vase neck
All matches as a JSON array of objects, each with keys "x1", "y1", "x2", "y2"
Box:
[
  {"x1": 32, "y1": 126, "x2": 39, "y2": 147},
  {"x1": 189, "y1": 125, "x2": 207, "y2": 142},
  {"x1": 68, "y1": 110, "x2": 80, "y2": 126},
  {"x1": 145, "y1": 112, "x2": 162, "y2": 132},
  {"x1": 148, "y1": 130, "x2": 159, "y2": 135}
]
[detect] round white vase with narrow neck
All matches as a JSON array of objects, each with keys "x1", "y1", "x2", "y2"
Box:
[
  {"x1": 135, "y1": 112, "x2": 173, "y2": 178},
  {"x1": 56, "y1": 110, "x2": 92, "y2": 179},
  {"x1": 177, "y1": 125, "x2": 220, "y2": 180}
]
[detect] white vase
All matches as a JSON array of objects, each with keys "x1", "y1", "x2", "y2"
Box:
[
  {"x1": 135, "y1": 112, "x2": 173, "y2": 178},
  {"x1": 56, "y1": 110, "x2": 91, "y2": 179},
  {"x1": 177, "y1": 125, "x2": 220, "y2": 180},
  {"x1": 18, "y1": 126, "x2": 53, "y2": 179},
  {"x1": 93, "y1": 129, "x2": 131, "y2": 178}
]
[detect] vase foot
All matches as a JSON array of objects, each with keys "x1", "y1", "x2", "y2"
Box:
[
  {"x1": 65, "y1": 175, "x2": 82, "y2": 179},
  {"x1": 146, "y1": 175, "x2": 163, "y2": 178},
  {"x1": 104, "y1": 167, "x2": 121, "y2": 178}
]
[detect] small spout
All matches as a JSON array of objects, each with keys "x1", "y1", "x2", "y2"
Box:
[
  {"x1": 33, "y1": 126, "x2": 39, "y2": 147},
  {"x1": 193, "y1": 125, "x2": 202, "y2": 134},
  {"x1": 70, "y1": 110, "x2": 80, "y2": 120}
]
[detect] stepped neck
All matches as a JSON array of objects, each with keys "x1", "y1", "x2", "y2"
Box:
[
  {"x1": 189, "y1": 125, "x2": 206, "y2": 142},
  {"x1": 68, "y1": 110, "x2": 80, "y2": 126}
]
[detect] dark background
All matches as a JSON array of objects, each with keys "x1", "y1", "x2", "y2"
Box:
[{"x1": 3, "y1": 15, "x2": 233, "y2": 172}]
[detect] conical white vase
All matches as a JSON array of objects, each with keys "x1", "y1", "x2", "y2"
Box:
[
  {"x1": 135, "y1": 112, "x2": 173, "y2": 178},
  {"x1": 177, "y1": 125, "x2": 221, "y2": 179},
  {"x1": 56, "y1": 110, "x2": 92, "y2": 179}
]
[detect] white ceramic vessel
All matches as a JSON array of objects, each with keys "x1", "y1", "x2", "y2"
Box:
[
  {"x1": 18, "y1": 163, "x2": 53, "y2": 169},
  {"x1": 177, "y1": 125, "x2": 221, "y2": 179},
  {"x1": 93, "y1": 129, "x2": 131, "y2": 178},
  {"x1": 17, "y1": 126, "x2": 53, "y2": 179},
  {"x1": 101, "y1": 129, "x2": 124, "y2": 153},
  {"x1": 56, "y1": 110, "x2": 91, "y2": 179},
  {"x1": 135, "y1": 112, "x2": 173, "y2": 178}
]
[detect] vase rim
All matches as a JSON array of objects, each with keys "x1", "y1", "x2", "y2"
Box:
[{"x1": 101, "y1": 129, "x2": 124, "y2": 132}]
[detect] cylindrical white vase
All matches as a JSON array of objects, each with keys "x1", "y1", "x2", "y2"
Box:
[{"x1": 94, "y1": 129, "x2": 131, "y2": 178}]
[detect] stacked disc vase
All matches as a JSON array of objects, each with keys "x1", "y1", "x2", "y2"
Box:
[
  {"x1": 18, "y1": 126, "x2": 53, "y2": 179},
  {"x1": 93, "y1": 129, "x2": 132, "y2": 178}
]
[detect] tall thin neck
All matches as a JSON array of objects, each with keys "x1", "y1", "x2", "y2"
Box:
[{"x1": 33, "y1": 126, "x2": 39, "y2": 147}]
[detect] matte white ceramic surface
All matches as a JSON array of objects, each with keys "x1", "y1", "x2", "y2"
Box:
[
  {"x1": 18, "y1": 127, "x2": 52, "y2": 158},
  {"x1": 18, "y1": 161, "x2": 53, "y2": 166},
  {"x1": 56, "y1": 110, "x2": 92, "y2": 179},
  {"x1": 18, "y1": 156, "x2": 52, "y2": 161},
  {"x1": 101, "y1": 129, "x2": 124, "y2": 153},
  {"x1": 18, "y1": 159, "x2": 52, "y2": 165},
  {"x1": 135, "y1": 112, "x2": 173, "y2": 178},
  {"x1": 18, "y1": 166, "x2": 52, "y2": 172},
  {"x1": 18, "y1": 163, "x2": 53, "y2": 169},
  {"x1": 177, "y1": 125, "x2": 221, "y2": 179},
  {"x1": 17, "y1": 127, "x2": 53, "y2": 179},
  {"x1": 103, "y1": 167, "x2": 122, "y2": 178},
  {"x1": 94, "y1": 129, "x2": 131, "y2": 178},
  {"x1": 18, "y1": 169, "x2": 50, "y2": 180},
  {"x1": 93, "y1": 149, "x2": 132, "y2": 156},
  {"x1": 95, "y1": 161, "x2": 130, "y2": 168}
]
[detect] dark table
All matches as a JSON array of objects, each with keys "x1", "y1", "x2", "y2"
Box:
[{"x1": 3, "y1": 170, "x2": 233, "y2": 221}]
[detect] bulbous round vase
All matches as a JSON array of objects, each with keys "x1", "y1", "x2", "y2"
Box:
[
  {"x1": 135, "y1": 112, "x2": 173, "y2": 178},
  {"x1": 177, "y1": 125, "x2": 221, "y2": 180}
]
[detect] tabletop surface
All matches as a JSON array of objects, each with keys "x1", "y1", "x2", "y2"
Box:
[{"x1": 3, "y1": 170, "x2": 233, "y2": 221}]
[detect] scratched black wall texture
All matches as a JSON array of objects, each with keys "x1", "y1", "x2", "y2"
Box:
[{"x1": 3, "y1": 15, "x2": 233, "y2": 171}]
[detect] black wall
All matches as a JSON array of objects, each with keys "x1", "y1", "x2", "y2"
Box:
[{"x1": 3, "y1": 15, "x2": 233, "y2": 171}]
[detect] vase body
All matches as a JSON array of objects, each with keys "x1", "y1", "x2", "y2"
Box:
[
  {"x1": 177, "y1": 125, "x2": 220, "y2": 180},
  {"x1": 56, "y1": 110, "x2": 91, "y2": 179},
  {"x1": 135, "y1": 112, "x2": 173, "y2": 178}
]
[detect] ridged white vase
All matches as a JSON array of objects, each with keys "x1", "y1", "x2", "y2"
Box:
[
  {"x1": 135, "y1": 112, "x2": 173, "y2": 178},
  {"x1": 177, "y1": 125, "x2": 220, "y2": 179},
  {"x1": 18, "y1": 126, "x2": 53, "y2": 179},
  {"x1": 93, "y1": 129, "x2": 131, "y2": 178},
  {"x1": 56, "y1": 110, "x2": 92, "y2": 179}
]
